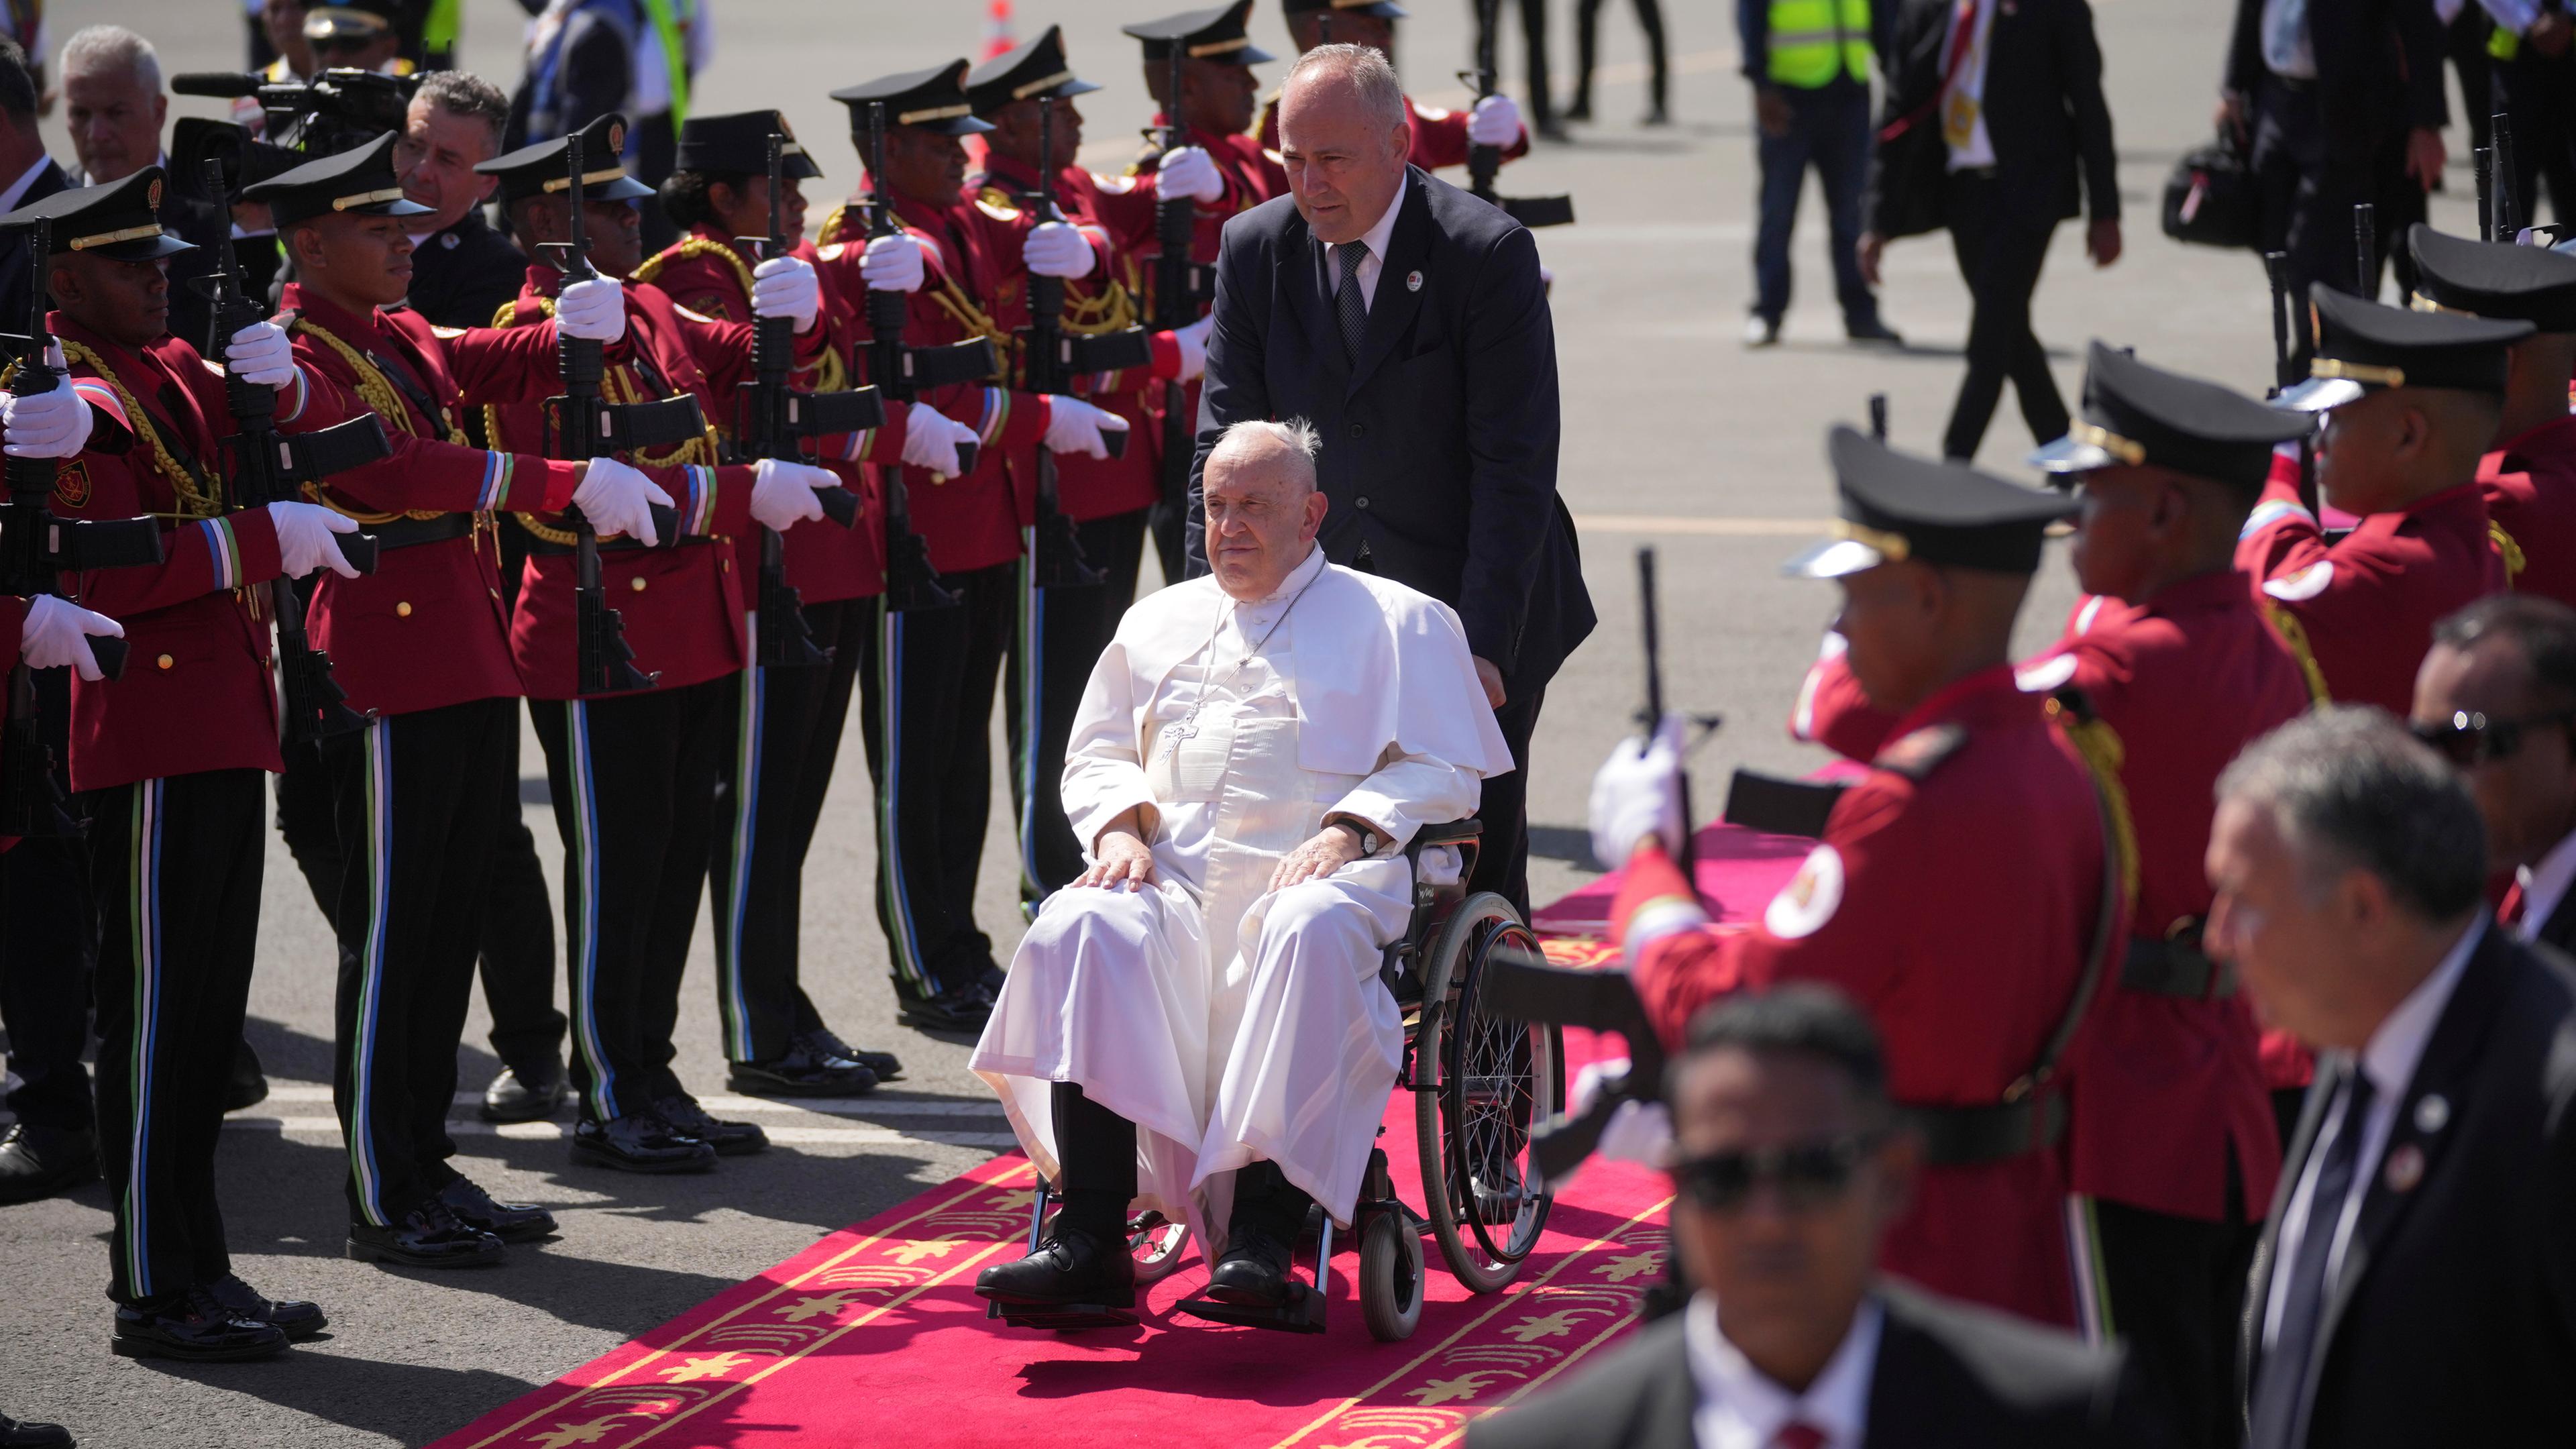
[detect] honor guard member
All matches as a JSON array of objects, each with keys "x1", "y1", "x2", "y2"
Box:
[
  {"x1": 814, "y1": 62, "x2": 1130, "y2": 1033},
  {"x1": 476, "y1": 114, "x2": 851, "y2": 1171},
  {"x1": 637, "y1": 107, "x2": 975, "y2": 1094},
  {"x1": 965, "y1": 30, "x2": 1214, "y2": 904},
  {"x1": 8, "y1": 168, "x2": 359, "y2": 1359},
  {"x1": 2406, "y1": 225, "x2": 2576, "y2": 613},
  {"x1": 2243, "y1": 286, "x2": 2530, "y2": 714},
  {"x1": 303, "y1": 1, "x2": 417, "y2": 78},
  {"x1": 1110, "y1": 2, "x2": 1280, "y2": 580},
  {"x1": 1250, "y1": 0, "x2": 1530, "y2": 186},
  {"x1": 248, "y1": 135, "x2": 661, "y2": 1263},
  {"x1": 1589, "y1": 428, "x2": 2124, "y2": 1330}
]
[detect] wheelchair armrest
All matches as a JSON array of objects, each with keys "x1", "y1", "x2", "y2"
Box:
[{"x1": 1405, "y1": 818, "x2": 1483, "y2": 883}]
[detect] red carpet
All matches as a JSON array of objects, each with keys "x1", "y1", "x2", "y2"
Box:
[{"x1": 432, "y1": 834, "x2": 1803, "y2": 1449}]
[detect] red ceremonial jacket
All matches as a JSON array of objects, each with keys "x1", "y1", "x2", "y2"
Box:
[
  {"x1": 2480, "y1": 413, "x2": 2576, "y2": 614},
  {"x1": 1619, "y1": 665, "x2": 2117, "y2": 1328},
  {"x1": 278, "y1": 284, "x2": 582, "y2": 718}
]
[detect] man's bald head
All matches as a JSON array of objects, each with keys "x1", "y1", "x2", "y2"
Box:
[
  {"x1": 1277, "y1": 43, "x2": 1409, "y2": 246},
  {"x1": 1204, "y1": 419, "x2": 1329, "y2": 600}
]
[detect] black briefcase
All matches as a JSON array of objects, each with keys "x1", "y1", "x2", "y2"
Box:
[
  {"x1": 2161, "y1": 129, "x2": 2260, "y2": 250},
  {"x1": 1870, "y1": 101, "x2": 1949, "y2": 241}
]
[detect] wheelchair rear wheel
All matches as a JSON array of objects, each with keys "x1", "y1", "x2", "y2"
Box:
[{"x1": 1414, "y1": 892, "x2": 1564, "y2": 1294}]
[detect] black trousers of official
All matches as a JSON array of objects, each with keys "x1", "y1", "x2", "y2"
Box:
[
  {"x1": 708, "y1": 596, "x2": 869, "y2": 1065},
  {"x1": 2251, "y1": 74, "x2": 2425, "y2": 361},
  {"x1": 86, "y1": 769, "x2": 264, "y2": 1304},
  {"x1": 1572, "y1": 0, "x2": 1668, "y2": 115},
  {"x1": 1939, "y1": 170, "x2": 2069, "y2": 463},
  {"x1": 2, "y1": 669, "x2": 97, "y2": 1136},
  {"x1": 325, "y1": 700, "x2": 517, "y2": 1224},
  {"x1": 2092, "y1": 1185, "x2": 2257, "y2": 1449},
  {"x1": 1469, "y1": 686, "x2": 1544, "y2": 917},
  {"x1": 2446, "y1": 6, "x2": 2494, "y2": 156},
  {"x1": 532, "y1": 678, "x2": 729, "y2": 1123},
  {"x1": 1007, "y1": 510, "x2": 1148, "y2": 907},
  {"x1": 861, "y1": 563, "x2": 1014, "y2": 1000},
  {"x1": 2498, "y1": 48, "x2": 2576, "y2": 226}
]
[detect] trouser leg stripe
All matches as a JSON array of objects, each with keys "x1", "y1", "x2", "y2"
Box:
[
  {"x1": 123, "y1": 780, "x2": 161, "y2": 1299},
  {"x1": 568, "y1": 700, "x2": 617, "y2": 1118},
  {"x1": 2064, "y1": 1193, "x2": 2114, "y2": 1346},
  {"x1": 875, "y1": 602, "x2": 930, "y2": 993},
  {"x1": 347, "y1": 720, "x2": 395, "y2": 1224},
  {"x1": 720, "y1": 652, "x2": 762, "y2": 1062},
  {"x1": 1015, "y1": 541, "x2": 1044, "y2": 898}
]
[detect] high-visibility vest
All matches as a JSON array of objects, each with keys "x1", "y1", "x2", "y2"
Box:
[{"x1": 1767, "y1": 0, "x2": 1873, "y2": 87}]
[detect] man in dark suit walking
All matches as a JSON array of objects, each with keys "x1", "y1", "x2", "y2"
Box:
[
  {"x1": 1193, "y1": 42, "x2": 1593, "y2": 910},
  {"x1": 2414, "y1": 595, "x2": 2576, "y2": 953},
  {"x1": 1860, "y1": 0, "x2": 2119, "y2": 463},
  {"x1": 2206, "y1": 706, "x2": 2576, "y2": 1449},
  {"x1": 1469, "y1": 986, "x2": 2164, "y2": 1449}
]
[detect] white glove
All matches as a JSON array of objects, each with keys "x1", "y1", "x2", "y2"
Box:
[
  {"x1": 19, "y1": 594, "x2": 123, "y2": 682},
  {"x1": 224, "y1": 320, "x2": 297, "y2": 392},
  {"x1": 1155, "y1": 146, "x2": 1224, "y2": 203},
  {"x1": 555, "y1": 276, "x2": 627, "y2": 343},
  {"x1": 750, "y1": 254, "x2": 822, "y2": 333},
  {"x1": 1573, "y1": 1058, "x2": 1675, "y2": 1169},
  {"x1": 1468, "y1": 93, "x2": 1525, "y2": 148},
  {"x1": 860, "y1": 232, "x2": 925, "y2": 293},
  {"x1": 1041, "y1": 395, "x2": 1130, "y2": 460},
  {"x1": 898, "y1": 402, "x2": 979, "y2": 478},
  {"x1": 1173, "y1": 314, "x2": 1213, "y2": 384},
  {"x1": 751, "y1": 458, "x2": 835, "y2": 532},
  {"x1": 1022, "y1": 220, "x2": 1095, "y2": 280},
  {"x1": 1, "y1": 343, "x2": 93, "y2": 459},
  {"x1": 572, "y1": 456, "x2": 672, "y2": 546},
  {"x1": 1589, "y1": 712, "x2": 1686, "y2": 867},
  {"x1": 268, "y1": 500, "x2": 362, "y2": 580}
]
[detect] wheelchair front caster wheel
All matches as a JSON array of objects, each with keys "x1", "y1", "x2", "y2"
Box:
[
  {"x1": 1359, "y1": 1210, "x2": 1424, "y2": 1342},
  {"x1": 1130, "y1": 1211, "x2": 1192, "y2": 1285}
]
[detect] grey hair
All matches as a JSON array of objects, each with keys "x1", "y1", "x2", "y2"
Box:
[
  {"x1": 413, "y1": 70, "x2": 511, "y2": 152},
  {"x1": 62, "y1": 26, "x2": 160, "y2": 95},
  {"x1": 1284, "y1": 42, "x2": 1408, "y2": 140},
  {"x1": 1210, "y1": 418, "x2": 1322, "y2": 492},
  {"x1": 2215, "y1": 706, "x2": 2487, "y2": 922}
]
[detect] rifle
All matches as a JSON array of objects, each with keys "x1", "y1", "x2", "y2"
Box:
[
  {"x1": 1462, "y1": 0, "x2": 1574, "y2": 228},
  {"x1": 2492, "y1": 114, "x2": 2520, "y2": 242},
  {"x1": 193, "y1": 158, "x2": 394, "y2": 745},
  {"x1": 1866, "y1": 392, "x2": 1888, "y2": 442},
  {"x1": 1019, "y1": 97, "x2": 1150, "y2": 590},
  {"x1": 2353, "y1": 201, "x2": 2376, "y2": 303},
  {"x1": 1635, "y1": 545, "x2": 1695, "y2": 879},
  {"x1": 1146, "y1": 47, "x2": 1213, "y2": 576},
  {"x1": 858, "y1": 101, "x2": 994, "y2": 612},
  {"x1": 732, "y1": 131, "x2": 875, "y2": 669},
  {"x1": 538, "y1": 128, "x2": 703, "y2": 695},
  {"x1": 1479, "y1": 945, "x2": 1668, "y2": 1183},
  {"x1": 2259, "y1": 248, "x2": 2321, "y2": 517},
  {"x1": 0, "y1": 218, "x2": 165, "y2": 836},
  {"x1": 2475, "y1": 144, "x2": 2494, "y2": 244}
]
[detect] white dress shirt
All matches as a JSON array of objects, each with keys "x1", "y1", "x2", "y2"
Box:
[
  {"x1": 1941, "y1": 0, "x2": 1999, "y2": 171},
  {"x1": 2259, "y1": 0, "x2": 2318, "y2": 79},
  {"x1": 1685, "y1": 1292, "x2": 1882, "y2": 1449},
  {"x1": 2260, "y1": 917, "x2": 2481, "y2": 1349},
  {"x1": 2514, "y1": 830, "x2": 2576, "y2": 944},
  {"x1": 1318, "y1": 170, "x2": 1408, "y2": 313}
]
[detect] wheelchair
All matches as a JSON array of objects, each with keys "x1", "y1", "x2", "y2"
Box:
[{"x1": 987, "y1": 819, "x2": 1568, "y2": 1342}]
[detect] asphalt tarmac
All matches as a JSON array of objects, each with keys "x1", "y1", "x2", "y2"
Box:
[{"x1": 0, "y1": 0, "x2": 2511, "y2": 1442}]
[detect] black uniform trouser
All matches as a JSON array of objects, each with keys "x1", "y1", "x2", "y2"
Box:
[
  {"x1": 2446, "y1": 7, "x2": 2494, "y2": 156},
  {"x1": 1007, "y1": 510, "x2": 1148, "y2": 906},
  {"x1": 2498, "y1": 48, "x2": 2576, "y2": 225},
  {"x1": 708, "y1": 596, "x2": 870, "y2": 1065},
  {"x1": 531, "y1": 678, "x2": 729, "y2": 1124},
  {"x1": 325, "y1": 699, "x2": 517, "y2": 1224},
  {"x1": 1508, "y1": 0, "x2": 1557, "y2": 127},
  {"x1": 1572, "y1": 0, "x2": 1668, "y2": 113},
  {"x1": 861, "y1": 564, "x2": 1013, "y2": 998},
  {"x1": 86, "y1": 769, "x2": 264, "y2": 1305},
  {"x1": 1939, "y1": 170, "x2": 2068, "y2": 463},
  {"x1": 1468, "y1": 686, "x2": 1544, "y2": 916},
  {"x1": 2, "y1": 665, "x2": 97, "y2": 1136},
  {"x1": 478, "y1": 722, "x2": 566, "y2": 1077},
  {"x1": 2092, "y1": 1190, "x2": 2257, "y2": 1449},
  {"x1": 2251, "y1": 74, "x2": 2424, "y2": 361}
]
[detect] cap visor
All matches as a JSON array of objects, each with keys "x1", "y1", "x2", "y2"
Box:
[
  {"x1": 1055, "y1": 78, "x2": 1104, "y2": 98},
  {"x1": 784, "y1": 154, "x2": 826, "y2": 181},
  {"x1": 2273, "y1": 376, "x2": 2364, "y2": 413},
  {"x1": 89, "y1": 234, "x2": 197, "y2": 262},
  {"x1": 305, "y1": 18, "x2": 388, "y2": 38},
  {"x1": 580, "y1": 175, "x2": 658, "y2": 203},
  {"x1": 1780, "y1": 537, "x2": 1885, "y2": 580},
  {"x1": 2027, "y1": 434, "x2": 2114, "y2": 474},
  {"x1": 922, "y1": 115, "x2": 998, "y2": 136},
  {"x1": 353, "y1": 196, "x2": 435, "y2": 218},
  {"x1": 1239, "y1": 43, "x2": 1281, "y2": 63}
]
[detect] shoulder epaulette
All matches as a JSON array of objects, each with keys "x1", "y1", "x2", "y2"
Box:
[
  {"x1": 816, "y1": 204, "x2": 854, "y2": 248},
  {"x1": 973, "y1": 190, "x2": 1022, "y2": 223},
  {"x1": 490, "y1": 298, "x2": 533, "y2": 329},
  {"x1": 1872, "y1": 722, "x2": 1966, "y2": 782}
]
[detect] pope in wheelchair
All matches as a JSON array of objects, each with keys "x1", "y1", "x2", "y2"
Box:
[{"x1": 969, "y1": 419, "x2": 1512, "y2": 1327}]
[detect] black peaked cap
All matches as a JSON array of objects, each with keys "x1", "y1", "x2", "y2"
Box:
[{"x1": 1785, "y1": 426, "x2": 2075, "y2": 578}]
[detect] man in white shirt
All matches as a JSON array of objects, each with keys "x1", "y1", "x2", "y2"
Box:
[
  {"x1": 2412, "y1": 595, "x2": 2576, "y2": 949},
  {"x1": 1469, "y1": 986, "x2": 2153, "y2": 1449},
  {"x1": 2206, "y1": 706, "x2": 2576, "y2": 1449},
  {"x1": 970, "y1": 417, "x2": 1511, "y2": 1326}
]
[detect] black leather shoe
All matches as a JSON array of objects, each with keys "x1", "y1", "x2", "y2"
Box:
[
  {"x1": 728, "y1": 1037, "x2": 877, "y2": 1098},
  {"x1": 653, "y1": 1096, "x2": 767, "y2": 1156},
  {"x1": 204, "y1": 1273, "x2": 327, "y2": 1341},
  {"x1": 1205, "y1": 1224, "x2": 1298, "y2": 1307},
  {"x1": 223, "y1": 1040, "x2": 268, "y2": 1114},
  {"x1": 0, "y1": 1412, "x2": 73, "y2": 1447},
  {"x1": 347, "y1": 1201, "x2": 506, "y2": 1269},
  {"x1": 111, "y1": 1287, "x2": 288, "y2": 1362},
  {"x1": 803, "y1": 1028, "x2": 902, "y2": 1082},
  {"x1": 481, "y1": 1061, "x2": 569, "y2": 1124},
  {"x1": 1561, "y1": 97, "x2": 1593, "y2": 122},
  {"x1": 974, "y1": 1224, "x2": 1135, "y2": 1309},
  {"x1": 1845, "y1": 319, "x2": 1905, "y2": 347},
  {"x1": 570, "y1": 1114, "x2": 716, "y2": 1174},
  {"x1": 435, "y1": 1177, "x2": 557, "y2": 1243},
  {"x1": 0, "y1": 1124, "x2": 98, "y2": 1205},
  {"x1": 894, "y1": 980, "x2": 996, "y2": 1034}
]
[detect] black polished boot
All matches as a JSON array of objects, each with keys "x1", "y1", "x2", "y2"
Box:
[
  {"x1": 205, "y1": 1273, "x2": 328, "y2": 1341},
  {"x1": 347, "y1": 1200, "x2": 506, "y2": 1269},
  {"x1": 111, "y1": 1287, "x2": 288, "y2": 1362},
  {"x1": 436, "y1": 1177, "x2": 559, "y2": 1243},
  {"x1": 481, "y1": 1059, "x2": 569, "y2": 1124},
  {"x1": 892, "y1": 979, "x2": 996, "y2": 1034},
  {"x1": 1208, "y1": 1162, "x2": 1310, "y2": 1308},
  {"x1": 223, "y1": 1040, "x2": 268, "y2": 1113},
  {"x1": 728, "y1": 1036, "x2": 877, "y2": 1097},
  {"x1": 0, "y1": 1412, "x2": 73, "y2": 1447},
  {"x1": 570, "y1": 1114, "x2": 716, "y2": 1173},
  {"x1": 974, "y1": 1222, "x2": 1135, "y2": 1310},
  {"x1": 802, "y1": 1027, "x2": 902, "y2": 1082},
  {"x1": 0, "y1": 1124, "x2": 97, "y2": 1205},
  {"x1": 653, "y1": 1095, "x2": 767, "y2": 1156}
]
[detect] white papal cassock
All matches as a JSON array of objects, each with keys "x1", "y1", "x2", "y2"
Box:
[{"x1": 970, "y1": 546, "x2": 1511, "y2": 1244}]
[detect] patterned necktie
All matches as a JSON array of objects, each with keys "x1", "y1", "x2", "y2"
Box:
[
  {"x1": 1773, "y1": 1423, "x2": 1828, "y2": 1449},
  {"x1": 2248, "y1": 1065, "x2": 2376, "y2": 1449},
  {"x1": 1334, "y1": 240, "x2": 1371, "y2": 362}
]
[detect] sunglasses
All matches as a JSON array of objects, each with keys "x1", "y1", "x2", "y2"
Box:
[
  {"x1": 2408, "y1": 708, "x2": 2576, "y2": 767},
  {"x1": 1668, "y1": 1132, "x2": 1882, "y2": 1213}
]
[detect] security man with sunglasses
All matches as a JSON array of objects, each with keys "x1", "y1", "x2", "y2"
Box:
[
  {"x1": 1470, "y1": 986, "x2": 2164, "y2": 1449},
  {"x1": 2414, "y1": 594, "x2": 2576, "y2": 952}
]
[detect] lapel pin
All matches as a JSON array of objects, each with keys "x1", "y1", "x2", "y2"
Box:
[
  {"x1": 2413, "y1": 1093, "x2": 2449, "y2": 1134},
  {"x1": 2383, "y1": 1142, "x2": 2425, "y2": 1193},
  {"x1": 1406, "y1": 270, "x2": 1424, "y2": 292}
]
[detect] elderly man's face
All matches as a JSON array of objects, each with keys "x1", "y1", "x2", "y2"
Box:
[
  {"x1": 2205, "y1": 797, "x2": 2377, "y2": 1049},
  {"x1": 1203, "y1": 439, "x2": 1329, "y2": 600},
  {"x1": 398, "y1": 97, "x2": 502, "y2": 233},
  {"x1": 64, "y1": 60, "x2": 165, "y2": 186},
  {"x1": 1278, "y1": 70, "x2": 1411, "y2": 246},
  {"x1": 2412, "y1": 637, "x2": 2576, "y2": 873}
]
